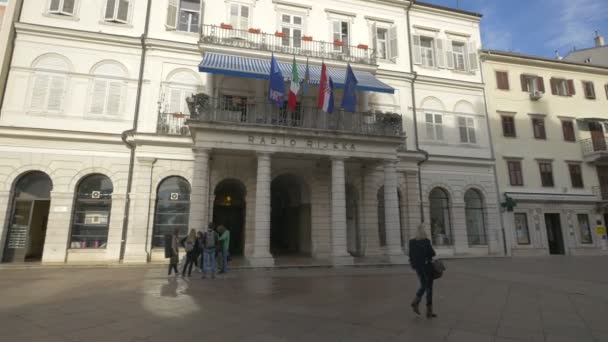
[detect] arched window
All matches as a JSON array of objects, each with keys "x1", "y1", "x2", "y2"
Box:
[
  {"x1": 164, "y1": 70, "x2": 202, "y2": 115},
  {"x1": 29, "y1": 54, "x2": 70, "y2": 112},
  {"x1": 89, "y1": 62, "x2": 128, "y2": 116},
  {"x1": 69, "y1": 174, "x2": 113, "y2": 249},
  {"x1": 465, "y1": 189, "x2": 487, "y2": 245},
  {"x1": 152, "y1": 177, "x2": 191, "y2": 247},
  {"x1": 429, "y1": 188, "x2": 452, "y2": 246}
]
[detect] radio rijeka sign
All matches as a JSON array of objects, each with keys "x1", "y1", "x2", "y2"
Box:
[{"x1": 247, "y1": 135, "x2": 356, "y2": 151}]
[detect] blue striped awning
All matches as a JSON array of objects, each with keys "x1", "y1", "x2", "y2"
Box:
[{"x1": 199, "y1": 53, "x2": 394, "y2": 94}]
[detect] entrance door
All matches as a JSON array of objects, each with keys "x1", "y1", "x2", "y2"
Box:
[
  {"x1": 270, "y1": 174, "x2": 311, "y2": 256},
  {"x1": 545, "y1": 213, "x2": 565, "y2": 255},
  {"x1": 3, "y1": 172, "x2": 52, "y2": 263},
  {"x1": 213, "y1": 179, "x2": 246, "y2": 256},
  {"x1": 589, "y1": 122, "x2": 606, "y2": 152}
]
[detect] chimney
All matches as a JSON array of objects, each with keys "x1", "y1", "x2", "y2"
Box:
[
  {"x1": 596, "y1": 31, "x2": 606, "y2": 47},
  {"x1": 555, "y1": 50, "x2": 562, "y2": 60}
]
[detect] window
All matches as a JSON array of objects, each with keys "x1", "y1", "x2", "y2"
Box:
[
  {"x1": 69, "y1": 174, "x2": 113, "y2": 249},
  {"x1": 376, "y1": 28, "x2": 388, "y2": 59},
  {"x1": 568, "y1": 163, "x2": 584, "y2": 188},
  {"x1": 514, "y1": 213, "x2": 531, "y2": 245},
  {"x1": 562, "y1": 120, "x2": 576, "y2": 142},
  {"x1": 371, "y1": 24, "x2": 398, "y2": 60},
  {"x1": 496, "y1": 71, "x2": 510, "y2": 90},
  {"x1": 550, "y1": 78, "x2": 575, "y2": 96},
  {"x1": 332, "y1": 20, "x2": 350, "y2": 53},
  {"x1": 430, "y1": 188, "x2": 452, "y2": 246},
  {"x1": 520, "y1": 74, "x2": 545, "y2": 93},
  {"x1": 221, "y1": 95, "x2": 248, "y2": 121},
  {"x1": 419, "y1": 36, "x2": 435, "y2": 67},
  {"x1": 532, "y1": 117, "x2": 546, "y2": 140},
  {"x1": 229, "y1": 3, "x2": 249, "y2": 30},
  {"x1": 166, "y1": 0, "x2": 201, "y2": 33},
  {"x1": 152, "y1": 177, "x2": 191, "y2": 248},
  {"x1": 502, "y1": 116, "x2": 516, "y2": 137},
  {"x1": 29, "y1": 55, "x2": 69, "y2": 113},
  {"x1": 577, "y1": 214, "x2": 593, "y2": 244},
  {"x1": 452, "y1": 42, "x2": 466, "y2": 71},
  {"x1": 582, "y1": 81, "x2": 596, "y2": 99},
  {"x1": 281, "y1": 14, "x2": 303, "y2": 48},
  {"x1": 465, "y1": 189, "x2": 487, "y2": 246},
  {"x1": 89, "y1": 63, "x2": 127, "y2": 116},
  {"x1": 104, "y1": 0, "x2": 129, "y2": 23},
  {"x1": 458, "y1": 116, "x2": 476, "y2": 144},
  {"x1": 49, "y1": 0, "x2": 76, "y2": 16},
  {"x1": 539, "y1": 162, "x2": 554, "y2": 187},
  {"x1": 163, "y1": 70, "x2": 201, "y2": 115},
  {"x1": 425, "y1": 113, "x2": 443, "y2": 140},
  {"x1": 507, "y1": 160, "x2": 523, "y2": 186}
]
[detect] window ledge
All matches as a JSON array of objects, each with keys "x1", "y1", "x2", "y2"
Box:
[
  {"x1": 43, "y1": 13, "x2": 80, "y2": 22},
  {"x1": 84, "y1": 114, "x2": 126, "y2": 122},
  {"x1": 452, "y1": 69, "x2": 474, "y2": 75},
  {"x1": 27, "y1": 110, "x2": 65, "y2": 116},
  {"x1": 165, "y1": 27, "x2": 199, "y2": 37},
  {"x1": 99, "y1": 20, "x2": 133, "y2": 28}
]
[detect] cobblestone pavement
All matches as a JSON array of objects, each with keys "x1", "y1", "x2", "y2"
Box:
[{"x1": 1, "y1": 256, "x2": 608, "y2": 342}]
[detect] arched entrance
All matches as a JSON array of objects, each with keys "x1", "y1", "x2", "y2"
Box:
[
  {"x1": 270, "y1": 174, "x2": 311, "y2": 256},
  {"x1": 346, "y1": 184, "x2": 361, "y2": 256},
  {"x1": 3, "y1": 171, "x2": 52, "y2": 262},
  {"x1": 213, "y1": 179, "x2": 246, "y2": 256}
]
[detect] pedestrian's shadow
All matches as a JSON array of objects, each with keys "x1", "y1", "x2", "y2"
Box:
[{"x1": 160, "y1": 277, "x2": 178, "y2": 298}]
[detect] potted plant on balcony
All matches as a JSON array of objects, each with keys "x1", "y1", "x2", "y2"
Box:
[
  {"x1": 220, "y1": 23, "x2": 234, "y2": 30},
  {"x1": 186, "y1": 93, "x2": 211, "y2": 118},
  {"x1": 376, "y1": 112, "x2": 402, "y2": 134},
  {"x1": 302, "y1": 35, "x2": 313, "y2": 41},
  {"x1": 334, "y1": 40, "x2": 345, "y2": 47},
  {"x1": 275, "y1": 31, "x2": 286, "y2": 38},
  {"x1": 248, "y1": 28, "x2": 261, "y2": 34},
  {"x1": 357, "y1": 44, "x2": 368, "y2": 50}
]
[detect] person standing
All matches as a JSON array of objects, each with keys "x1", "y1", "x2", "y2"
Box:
[
  {"x1": 409, "y1": 224, "x2": 437, "y2": 319},
  {"x1": 166, "y1": 228, "x2": 180, "y2": 276},
  {"x1": 217, "y1": 225, "x2": 231, "y2": 274},
  {"x1": 180, "y1": 229, "x2": 198, "y2": 277},
  {"x1": 201, "y1": 223, "x2": 219, "y2": 279}
]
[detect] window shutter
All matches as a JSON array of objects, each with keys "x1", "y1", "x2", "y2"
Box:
[
  {"x1": 49, "y1": 0, "x2": 61, "y2": 12},
  {"x1": 90, "y1": 80, "x2": 107, "y2": 114},
  {"x1": 550, "y1": 78, "x2": 557, "y2": 95},
  {"x1": 63, "y1": 0, "x2": 75, "y2": 14},
  {"x1": 388, "y1": 25, "x2": 398, "y2": 59},
  {"x1": 240, "y1": 6, "x2": 250, "y2": 30},
  {"x1": 536, "y1": 77, "x2": 545, "y2": 93},
  {"x1": 47, "y1": 76, "x2": 66, "y2": 111},
  {"x1": 446, "y1": 40, "x2": 454, "y2": 69},
  {"x1": 116, "y1": 0, "x2": 130, "y2": 23},
  {"x1": 106, "y1": 81, "x2": 123, "y2": 115},
  {"x1": 435, "y1": 39, "x2": 445, "y2": 68},
  {"x1": 412, "y1": 35, "x2": 422, "y2": 65},
  {"x1": 567, "y1": 79, "x2": 576, "y2": 96},
  {"x1": 166, "y1": 0, "x2": 178, "y2": 29},
  {"x1": 467, "y1": 41, "x2": 478, "y2": 71},
  {"x1": 370, "y1": 22, "x2": 378, "y2": 56},
  {"x1": 520, "y1": 74, "x2": 528, "y2": 92},
  {"x1": 588, "y1": 82, "x2": 596, "y2": 98},
  {"x1": 30, "y1": 74, "x2": 50, "y2": 110},
  {"x1": 230, "y1": 4, "x2": 239, "y2": 28},
  {"x1": 105, "y1": 0, "x2": 116, "y2": 19}
]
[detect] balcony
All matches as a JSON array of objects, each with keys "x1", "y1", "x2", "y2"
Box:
[
  {"x1": 157, "y1": 97, "x2": 403, "y2": 138},
  {"x1": 200, "y1": 24, "x2": 377, "y2": 65},
  {"x1": 581, "y1": 138, "x2": 608, "y2": 163}
]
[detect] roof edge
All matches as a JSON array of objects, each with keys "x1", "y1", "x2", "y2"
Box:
[
  {"x1": 480, "y1": 49, "x2": 608, "y2": 71},
  {"x1": 413, "y1": 1, "x2": 483, "y2": 19}
]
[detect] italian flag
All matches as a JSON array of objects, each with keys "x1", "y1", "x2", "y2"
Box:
[{"x1": 288, "y1": 56, "x2": 300, "y2": 112}]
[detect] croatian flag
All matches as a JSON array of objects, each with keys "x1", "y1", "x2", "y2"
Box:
[
  {"x1": 268, "y1": 54, "x2": 285, "y2": 106},
  {"x1": 317, "y1": 62, "x2": 334, "y2": 113}
]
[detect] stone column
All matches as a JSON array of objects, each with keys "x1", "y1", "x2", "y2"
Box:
[
  {"x1": 188, "y1": 148, "x2": 211, "y2": 231},
  {"x1": 331, "y1": 157, "x2": 353, "y2": 265},
  {"x1": 249, "y1": 152, "x2": 274, "y2": 267},
  {"x1": 384, "y1": 160, "x2": 407, "y2": 263}
]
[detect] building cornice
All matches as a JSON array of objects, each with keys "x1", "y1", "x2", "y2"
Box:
[
  {"x1": 0, "y1": 126, "x2": 126, "y2": 145},
  {"x1": 411, "y1": 2, "x2": 482, "y2": 22},
  {"x1": 414, "y1": 74, "x2": 485, "y2": 91},
  {"x1": 15, "y1": 22, "x2": 141, "y2": 49},
  {"x1": 480, "y1": 50, "x2": 608, "y2": 75}
]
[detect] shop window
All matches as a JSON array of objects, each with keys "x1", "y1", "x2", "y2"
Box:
[
  {"x1": 69, "y1": 174, "x2": 113, "y2": 249},
  {"x1": 514, "y1": 213, "x2": 531, "y2": 245},
  {"x1": 577, "y1": 214, "x2": 593, "y2": 244},
  {"x1": 152, "y1": 177, "x2": 191, "y2": 248},
  {"x1": 429, "y1": 188, "x2": 452, "y2": 246},
  {"x1": 465, "y1": 189, "x2": 487, "y2": 245}
]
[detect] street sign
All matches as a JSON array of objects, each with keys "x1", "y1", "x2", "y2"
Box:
[{"x1": 596, "y1": 226, "x2": 606, "y2": 235}]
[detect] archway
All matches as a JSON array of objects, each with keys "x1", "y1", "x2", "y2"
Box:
[
  {"x1": 429, "y1": 187, "x2": 452, "y2": 246},
  {"x1": 213, "y1": 179, "x2": 246, "y2": 256},
  {"x1": 346, "y1": 184, "x2": 361, "y2": 256},
  {"x1": 465, "y1": 189, "x2": 487, "y2": 246},
  {"x1": 152, "y1": 176, "x2": 191, "y2": 248},
  {"x1": 270, "y1": 174, "x2": 311, "y2": 256},
  {"x1": 3, "y1": 171, "x2": 52, "y2": 262}
]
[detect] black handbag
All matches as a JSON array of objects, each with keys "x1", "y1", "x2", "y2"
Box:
[{"x1": 431, "y1": 259, "x2": 446, "y2": 279}]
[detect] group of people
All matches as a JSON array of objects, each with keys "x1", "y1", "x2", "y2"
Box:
[{"x1": 166, "y1": 222, "x2": 231, "y2": 279}]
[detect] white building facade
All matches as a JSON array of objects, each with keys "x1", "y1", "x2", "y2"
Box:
[{"x1": 0, "y1": 0, "x2": 502, "y2": 266}]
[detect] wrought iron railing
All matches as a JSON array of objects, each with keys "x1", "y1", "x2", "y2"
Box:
[
  {"x1": 581, "y1": 138, "x2": 608, "y2": 155},
  {"x1": 592, "y1": 186, "x2": 608, "y2": 201},
  {"x1": 158, "y1": 97, "x2": 403, "y2": 137},
  {"x1": 201, "y1": 24, "x2": 377, "y2": 65}
]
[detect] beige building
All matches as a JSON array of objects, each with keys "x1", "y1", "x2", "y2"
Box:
[{"x1": 481, "y1": 50, "x2": 608, "y2": 256}]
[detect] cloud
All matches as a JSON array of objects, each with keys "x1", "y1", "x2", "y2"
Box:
[{"x1": 546, "y1": 0, "x2": 608, "y2": 51}]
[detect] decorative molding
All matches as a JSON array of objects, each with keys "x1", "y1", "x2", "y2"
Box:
[
  {"x1": 325, "y1": 9, "x2": 357, "y2": 17},
  {"x1": 272, "y1": 0, "x2": 312, "y2": 10},
  {"x1": 412, "y1": 25, "x2": 439, "y2": 33},
  {"x1": 364, "y1": 15, "x2": 395, "y2": 24},
  {"x1": 445, "y1": 30, "x2": 470, "y2": 38}
]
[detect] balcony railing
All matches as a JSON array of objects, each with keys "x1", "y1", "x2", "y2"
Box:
[
  {"x1": 581, "y1": 138, "x2": 608, "y2": 155},
  {"x1": 157, "y1": 97, "x2": 403, "y2": 137},
  {"x1": 201, "y1": 24, "x2": 377, "y2": 65}
]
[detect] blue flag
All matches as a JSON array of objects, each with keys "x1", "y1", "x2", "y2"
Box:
[
  {"x1": 341, "y1": 64, "x2": 358, "y2": 113},
  {"x1": 268, "y1": 54, "x2": 285, "y2": 106},
  {"x1": 302, "y1": 59, "x2": 311, "y2": 96}
]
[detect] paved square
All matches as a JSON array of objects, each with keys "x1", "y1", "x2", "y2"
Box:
[{"x1": 1, "y1": 257, "x2": 608, "y2": 341}]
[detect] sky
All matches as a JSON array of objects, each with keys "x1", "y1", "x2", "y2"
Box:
[{"x1": 422, "y1": 0, "x2": 608, "y2": 58}]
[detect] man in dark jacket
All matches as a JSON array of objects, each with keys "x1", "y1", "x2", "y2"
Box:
[{"x1": 409, "y1": 224, "x2": 437, "y2": 319}]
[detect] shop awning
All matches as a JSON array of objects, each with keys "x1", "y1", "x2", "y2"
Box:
[{"x1": 199, "y1": 53, "x2": 395, "y2": 94}]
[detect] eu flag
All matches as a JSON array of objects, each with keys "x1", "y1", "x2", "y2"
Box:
[
  {"x1": 268, "y1": 54, "x2": 285, "y2": 106},
  {"x1": 341, "y1": 64, "x2": 358, "y2": 113}
]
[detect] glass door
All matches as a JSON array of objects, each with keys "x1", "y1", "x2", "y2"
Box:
[{"x1": 3, "y1": 201, "x2": 34, "y2": 262}]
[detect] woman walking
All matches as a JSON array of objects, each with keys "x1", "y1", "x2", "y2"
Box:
[
  {"x1": 167, "y1": 228, "x2": 180, "y2": 276},
  {"x1": 180, "y1": 229, "x2": 198, "y2": 277},
  {"x1": 409, "y1": 224, "x2": 437, "y2": 319}
]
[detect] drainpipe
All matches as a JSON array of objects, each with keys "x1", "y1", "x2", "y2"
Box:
[
  {"x1": 119, "y1": 0, "x2": 153, "y2": 262},
  {"x1": 479, "y1": 54, "x2": 509, "y2": 256},
  {"x1": 406, "y1": 1, "x2": 429, "y2": 222}
]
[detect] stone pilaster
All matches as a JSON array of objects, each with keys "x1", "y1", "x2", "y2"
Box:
[
  {"x1": 384, "y1": 160, "x2": 407, "y2": 263},
  {"x1": 0, "y1": 191, "x2": 11, "y2": 262},
  {"x1": 249, "y1": 152, "x2": 274, "y2": 267},
  {"x1": 331, "y1": 157, "x2": 353, "y2": 265},
  {"x1": 42, "y1": 191, "x2": 74, "y2": 263},
  {"x1": 188, "y1": 148, "x2": 210, "y2": 231}
]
